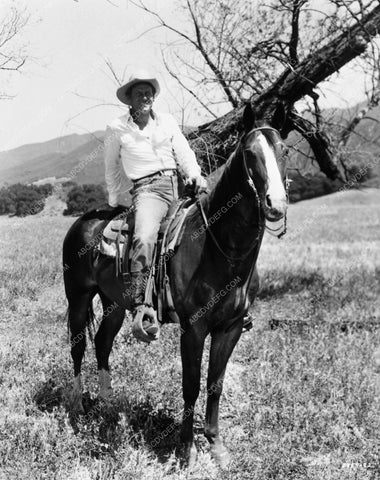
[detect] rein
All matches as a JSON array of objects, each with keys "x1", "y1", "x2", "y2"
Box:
[
  {"x1": 197, "y1": 125, "x2": 288, "y2": 264},
  {"x1": 197, "y1": 197, "x2": 262, "y2": 264},
  {"x1": 195, "y1": 125, "x2": 288, "y2": 318}
]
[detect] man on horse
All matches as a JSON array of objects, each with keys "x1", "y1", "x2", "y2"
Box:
[{"x1": 104, "y1": 69, "x2": 207, "y2": 333}]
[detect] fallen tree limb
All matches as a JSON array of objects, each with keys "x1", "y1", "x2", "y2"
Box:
[{"x1": 189, "y1": 4, "x2": 380, "y2": 179}]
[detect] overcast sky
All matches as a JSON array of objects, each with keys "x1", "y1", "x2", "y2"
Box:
[{"x1": 0, "y1": 0, "x2": 371, "y2": 152}]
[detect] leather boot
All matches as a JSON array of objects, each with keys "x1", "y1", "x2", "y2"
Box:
[{"x1": 129, "y1": 271, "x2": 159, "y2": 339}]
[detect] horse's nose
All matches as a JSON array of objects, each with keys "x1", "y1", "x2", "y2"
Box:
[{"x1": 265, "y1": 195, "x2": 287, "y2": 220}]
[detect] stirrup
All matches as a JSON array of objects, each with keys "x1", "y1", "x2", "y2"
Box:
[{"x1": 132, "y1": 304, "x2": 160, "y2": 343}]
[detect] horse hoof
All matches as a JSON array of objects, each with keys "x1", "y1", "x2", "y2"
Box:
[
  {"x1": 68, "y1": 392, "x2": 84, "y2": 414},
  {"x1": 187, "y1": 444, "x2": 198, "y2": 469},
  {"x1": 176, "y1": 443, "x2": 197, "y2": 469},
  {"x1": 210, "y1": 443, "x2": 231, "y2": 469},
  {"x1": 98, "y1": 389, "x2": 113, "y2": 406}
]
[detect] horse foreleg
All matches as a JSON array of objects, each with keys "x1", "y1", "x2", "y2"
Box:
[
  {"x1": 68, "y1": 289, "x2": 96, "y2": 413},
  {"x1": 205, "y1": 318, "x2": 243, "y2": 468},
  {"x1": 178, "y1": 324, "x2": 207, "y2": 467},
  {"x1": 95, "y1": 294, "x2": 125, "y2": 402}
]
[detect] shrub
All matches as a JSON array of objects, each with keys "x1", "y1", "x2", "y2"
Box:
[
  {"x1": 0, "y1": 183, "x2": 52, "y2": 217},
  {"x1": 32, "y1": 183, "x2": 53, "y2": 197},
  {"x1": 61, "y1": 180, "x2": 77, "y2": 189},
  {"x1": 64, "y1": 184, "x2": 106, "y2": 216},
  {"x1": 55, "y1": 181, "x2": 78, "y2": 202},
  {"x1": 346, "y1": 163, "x2": 374, "y2": 185},
  {"x1": 288, "y1": 173, "x2": 340, "y2": 202}
]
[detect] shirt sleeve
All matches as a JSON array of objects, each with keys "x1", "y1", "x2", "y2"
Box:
[
  {"x1": 169, "y1": 115, "x2": 201, "y2": 178},
  {"x1": 104, "y1": 125, "x2": 122, "y2": 207}
]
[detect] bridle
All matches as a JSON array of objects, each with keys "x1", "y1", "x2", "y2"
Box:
[
  {"x1": 243, "y1": 126, "x2": 289, "y2": 239},
  {"x1": 196, "y1": 125, "x2": 289, "y2": 265}
]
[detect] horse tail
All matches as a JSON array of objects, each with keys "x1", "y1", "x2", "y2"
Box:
[
  {"x1": 64, "y1": 287, "x2": 98, "y2": 350},
  {"x1": 86, "y1": 300, "x2": 96, "y2": 344},
  {"x1": 65, "y1": 302, "x2": 96, "y2": 344}
]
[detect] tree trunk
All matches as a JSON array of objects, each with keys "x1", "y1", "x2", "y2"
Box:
[{"x1": 189, "y1": 4, "x2": 380, "y2": 180}]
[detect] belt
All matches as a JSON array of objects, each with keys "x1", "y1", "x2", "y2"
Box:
[{"x1": 133, "y1": 169, "x2": 177, "y2": 183}]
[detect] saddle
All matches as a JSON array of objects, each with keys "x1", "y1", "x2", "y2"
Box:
[{"x1": 98, "y1": 197, "x2": 196, "y2": 324}]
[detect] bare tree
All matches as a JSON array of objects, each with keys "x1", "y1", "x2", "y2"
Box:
[
  {"x1": 129, "y1": 1, "x2": 368, "y2": 111},
  {"x1": 130, "y1": 0, "x2": 298, "y2": 112},
  {"x1": 126, "y1": 0, "x2": 380, "y2": 181},
  {"x1": 0, "y1": 6, "x2": 30, "y2": 99}
]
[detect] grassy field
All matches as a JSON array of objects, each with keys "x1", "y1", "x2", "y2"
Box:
[{"x1": 0, "y1": 188, "x2": 379, "y2": 480}]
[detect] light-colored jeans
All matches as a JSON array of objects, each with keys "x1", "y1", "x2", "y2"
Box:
[{"x1": 131, "y1": 174, "x2": 178, "y2": 273}]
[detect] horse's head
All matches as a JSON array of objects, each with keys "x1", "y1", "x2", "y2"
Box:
[{"x1": 242, "y1": 103, "x2": 288, "y2": 222}]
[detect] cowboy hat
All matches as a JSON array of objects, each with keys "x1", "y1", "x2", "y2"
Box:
[{"x1": 116, "y1": 70, "x2": 160, "y2": 105}]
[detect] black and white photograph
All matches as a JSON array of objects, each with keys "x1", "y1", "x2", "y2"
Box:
[{"x1": 0, "y1": 1, "x2": 379, "y2": 479}]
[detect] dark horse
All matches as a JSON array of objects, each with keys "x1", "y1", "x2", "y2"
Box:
[{"x1": 62, "y1": 103, "x2": 288, "y2": 468}]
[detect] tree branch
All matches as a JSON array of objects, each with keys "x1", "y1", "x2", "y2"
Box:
[
  {"x1": 0, "y1": 7, "x2": 29, "y2": 77},
  {"x1": 288, "y1": 111, "x2": 341, "y2": 179},
  {"x1": 162, "y1": 53, "x2": 218, "y2": 118},
  {"x1": 289, "y1": 0, "x2": 305, "y2": 65},
  {"x1": 187, "y1": 3, "x2": 380, "y2": 179},
  {"x1": 103, "y1": 57, "x2": 124, "y2": 86},
  {"x1": 186, "y1": 0, "x2": 239, "y2": 107},
  {"x1": 129, "y1": 0, "x2": 239, "y2": 108}
]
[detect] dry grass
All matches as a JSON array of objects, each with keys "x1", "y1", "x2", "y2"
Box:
[{"x1": 0, "y1": 188, "x2": 379, "y2": 480}]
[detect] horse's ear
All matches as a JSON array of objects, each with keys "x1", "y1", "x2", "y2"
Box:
[
  {"x1": 243, "y1": 102, "x2": 256, "y2": 132},
  {"x1": 271, "y1": 102, "x2": 287, "y2": 131}
]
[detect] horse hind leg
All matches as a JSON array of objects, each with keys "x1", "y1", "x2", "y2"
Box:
[
  {"x1": 95, "y1": 292, "x2": 125, "y2": 402},
  {"x1": 67, "y1": 288, "x2": 97, "y2": 413},
  {"x1": 204, "y1": 318, "x2": 243, "y2": 469}
]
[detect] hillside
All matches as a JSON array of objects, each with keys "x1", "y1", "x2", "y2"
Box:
[{"x1": 0, "y1": 131, "x2": 104, "y2": 185}]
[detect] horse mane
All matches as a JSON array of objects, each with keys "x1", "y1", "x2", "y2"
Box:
[{"x1": 204, "y1": 149, "x2": 238, "y2": 213}]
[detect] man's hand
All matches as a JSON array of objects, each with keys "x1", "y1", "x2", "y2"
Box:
[
  {"x1": 104, "y1": 203, "x2": 119, "y2": 210},
  {"x1": 186, "y1": 175, "x2": 208, "y2": 195}
]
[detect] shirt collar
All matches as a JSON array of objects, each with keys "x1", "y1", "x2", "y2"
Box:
[
  {"x1": 125, "y1": 108, "x2": 157, "y2": 121},
  {"x1": 121, "y1": 109, "x2": 159, "y2": 131}
]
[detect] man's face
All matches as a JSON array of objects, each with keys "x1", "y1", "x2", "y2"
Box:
[{"x1": 128, "y1": 82, "x2": 155, "y2": 115}]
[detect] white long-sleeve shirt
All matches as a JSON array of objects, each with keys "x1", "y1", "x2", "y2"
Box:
[{"x1": 104, "y1": 110, "x2": 201, "y2": 207}]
